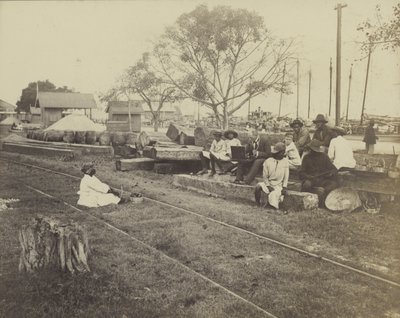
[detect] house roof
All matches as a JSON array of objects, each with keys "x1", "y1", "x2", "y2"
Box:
[
  {"x1": 38, "y1": 92, "x2": 96, "y2": 109},
  {"x1": 105, "y1": 100, "x2": 144, "y2": 114},
  {"x1": 0, "y1": 99, "x2": 17, "y2": 112}
]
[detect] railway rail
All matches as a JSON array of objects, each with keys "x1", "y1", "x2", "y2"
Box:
[{"x1": 1, "y1": 157, "x2": 400, "y2": 291}]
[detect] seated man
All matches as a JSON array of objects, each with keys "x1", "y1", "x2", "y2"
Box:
[
  {"x1": 220, "y1": 129, "x2": 241, "y2": 174},
  {"x1": 233, "y1": 128, "x2": 271, "y2": 185},
  {"x1": 254, "y1": 142, "x2": 289, "y2": 209},
  {"x1": 290, "y1": 119, "x2": 311, "y2": 156},
  {"x1": 299, "y1": 140, "x2": 339, "y2": 204},
  {"x1": 77, "y1": 163, "x2": 125, "y2": 207},
  {"x1": 328, "y1": 127, "x2": 356, "y2": 170},
  {"x1": 197, "y1": 131, "x2": 228, "y2": 177},
  {"x1": 284, "y1": 133, "x2": 301, "y2": 169},
  {"x1": 312, "y1": 114, "x2": 334, "y2": 149}
]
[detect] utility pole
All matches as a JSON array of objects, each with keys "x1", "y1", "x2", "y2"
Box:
[
  {"x1": 278, "y1": 62, "x2": 286, "y2": 118},
  {"x1": 329, "y1": 58, "x2": 333, "y2": 116},
  {"x1": 360, "y1": 47, "x2": 372, "y2": 125},
  {"x1": 308, "y1": 68, "x2": 312, "y2": 119},
  {"x1": 345, "y1": 63, "x2": 353, "y2": 121},
  {"x1": 335, "y1": 3, "x2": 347, "y2": 126},
  {"x1": 296, "y1": 59, "x2": 300, "y2": 118}
]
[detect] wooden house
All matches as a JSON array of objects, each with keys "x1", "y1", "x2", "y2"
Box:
[
  {"x1": 105, "y1": 100, "x2": 143, "y2": 132},
  {"x1": 35, "y1": 92, "x2": 97, "y2": 127},
  {"x1": 0, "y1": 99, "x2": 17, "y2": 122}
]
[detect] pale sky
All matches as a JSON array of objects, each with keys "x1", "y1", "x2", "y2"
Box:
[{"x1": 0, "y1": 0, "x2": 399, "y2": 120}]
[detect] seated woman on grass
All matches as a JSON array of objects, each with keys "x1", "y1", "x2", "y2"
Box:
[
  {"x1": 77, "y1": 163, "x2": 128, "y2": 207},
  {"x1": 254, "y1": 142, "x2": 289, "y2": 209}
]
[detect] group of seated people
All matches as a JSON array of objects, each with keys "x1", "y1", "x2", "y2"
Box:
[{"x1": 197, "y1": 114, "x2": 356, "y2": 209}]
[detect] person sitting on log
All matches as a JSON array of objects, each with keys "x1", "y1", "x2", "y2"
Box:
[
  {"x1": 254, "y1": 142, "x2": 289, "y2": 208},
  {"x1": 299, "y1": 140, "x2": 339, "y2": 205},
  {"x1": 312, "y1": 114, "x2": 334, "y2": 150},
  {"x1": 290, "y1": 119, "x2": 311, "y2": 156},
  {"x1": 77, "y1": 163, "x2": 127, "y2": 207},
  {"x1": 233, "y1": 127, "x2": 272, "y2": 185},
  {"x1": 197, "y1": 131, "x2": 229, "y2": 177},
  {"x1": 219, "y1": 129, "x2": 241, "y2": 174},
  {"x1": 328, "y1": 126, "x2": 356, "y2": 170},
  {"x1": 283, "y1": 132, "x2": 301, "y2": 169}
]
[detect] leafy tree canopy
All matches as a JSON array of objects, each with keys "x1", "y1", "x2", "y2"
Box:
[{"x1": 16, "y1": 80, "x2": 73, "y2": 112}]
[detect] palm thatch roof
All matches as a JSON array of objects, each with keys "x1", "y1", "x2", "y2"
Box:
[
  {"x1": 38, "y1": 92, "x2": 96, "y2": 109},
  {"x1": 105, "y1": 101, "x2": 144, "y2": 114}
]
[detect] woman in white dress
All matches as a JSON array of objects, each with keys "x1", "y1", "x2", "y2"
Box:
[{"x1": 77, "y1": 163, "x2": 122, "y2": 208}]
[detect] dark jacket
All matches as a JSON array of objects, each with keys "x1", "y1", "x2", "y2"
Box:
[
  {"x1": 247, "y1": 135, "x2": 271, "y2": 159},
  {"x1": 312, "y1": 125, "x2": 334, "y2": 147},
  {"x1": 299, "y1": 151, "x2": 337, "y2": 181},
  {"x1": 363, "y1": 126, "x2": 378, "y2": 145},
  {"x1": 293, "y1": 127, "x2": 311, "y2": 154}
]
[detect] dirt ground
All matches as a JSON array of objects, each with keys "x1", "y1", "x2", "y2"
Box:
[{"x1": 0, "y1": 152, "x2": 400, "y2": 318}]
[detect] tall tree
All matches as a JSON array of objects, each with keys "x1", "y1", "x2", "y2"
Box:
[
  {"x1": 102, "y1": 53, "x2": 181, "y2": 132},
  {"x1": 154, "y1": 5, "x2": 295, "y2": 129},
  {"x1": 16, "y1": 80, "x2": 73, "y2": 113},
  {"x1": 357, "y1": 4, "x2": 400, "y2": 51}
]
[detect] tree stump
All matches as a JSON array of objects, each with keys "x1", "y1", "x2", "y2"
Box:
[{"x1": 18, "y1": 216, "x2": 90, "y2": 274}]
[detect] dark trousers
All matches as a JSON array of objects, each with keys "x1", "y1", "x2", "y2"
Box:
[
  {"x1": 235, "y1": 158, "x2": 265, "y2": 184},
  {"x1": 301, "y1": 176, "x2": 339, "y2": 204},
  {"x1": 199, "y1": 152, "x2": 221, "y2": 172}
]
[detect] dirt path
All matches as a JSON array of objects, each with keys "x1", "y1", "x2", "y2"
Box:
[{"x1": 1, "y1": 160, "x2": 400, "y2": 317}]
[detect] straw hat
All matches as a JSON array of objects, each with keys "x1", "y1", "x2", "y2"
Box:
[
  {"x1": 223, "y1": 130, "x2": 238, "y2": 139},
  {"x1": 312, "y1": 114, "x2": 328, "y2": 124},
  {"x1": 290, "y1": 119, "x2": 304, "y2": 128}
]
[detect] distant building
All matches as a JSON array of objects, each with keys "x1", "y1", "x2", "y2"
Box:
[
  {"x1": 105, "y1": 100, "x2": 144, "y2": 132},
  {"x1": 34, "y1": 92, "x2": 97, "y2": 127},
  {"x1": 142, "y1": 103, "x2": 182, "y2": 126},
  {"x1": 0, "y1": 99, "x2": 17, "y2": 122}
]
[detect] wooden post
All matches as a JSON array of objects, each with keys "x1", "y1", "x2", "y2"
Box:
[
  {"x1": 278, "y1": 62, "x2": 286, "y2": 118},
  {"x1": 345, "y1": 64, "x2": 353, "y2": 121},
  {"x1": 329, "y1": 58, "x2": 333, "y2": 116},
  {"x1": 335, "y1": 3, "x2": 347, "y2": 126},
  {"x1": 308, "y1": 68, "x2": 312, "y2": 119},
  {"x1": 360, "y1": 47, "x2": 372, "y2": 125},
  {"x1": 296, "y1": 59, "x2": 300, "y2": 118}
]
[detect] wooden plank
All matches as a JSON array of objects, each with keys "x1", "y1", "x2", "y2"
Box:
[
  {"x1": 115, "y1": 158, "x2": 155, "y2": 171},
  {"x1": 2, "y1": 142, "x2": 74, "y2": 158},
  {"x1": 179, "y1": 132, "x2": 195, "y2": 145},
  {"x1": 173, "y1": 174, "x2": 318, "y2": 211},
  {"x1": 143, "y1": 146, "x2": 202, "y2": 161},
  {"x1": 166, "y1": 123, "x2": 194, "y2": 143},
  {"x1": 153, "y1": 163, "x2": 176, "y2": 174}
]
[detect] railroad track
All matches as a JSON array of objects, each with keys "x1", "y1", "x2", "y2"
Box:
[{"x1": 1, "y1": 156, "x2": 400, "y2": 292}]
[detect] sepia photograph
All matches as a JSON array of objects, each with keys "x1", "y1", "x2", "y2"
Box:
[{"x1": 0, "y1": 0, "x2": 399, "y2": 317}]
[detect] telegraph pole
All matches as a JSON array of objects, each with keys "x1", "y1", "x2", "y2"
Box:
[
  {"x1": 308, "y1": 68, "x2": 312, "y2": 119},
  {"x1": 278, "y1": 62, "x2": 286, "y2": 118},
  {"x1": 335, "y1": 3, "x2": 347, "y2": 126},
  {"x1": 296, "y1": 59, "x2": 300, "y2": 118},
  {"x1": 345, "y1": 64, "x2": 353, "y2": 121},
  {"x1": 329, "y1": 58, "x2": 333, "y2": 116},
  {"x1": 360, "y1": 47, "x2": 372, "y2": 124}
]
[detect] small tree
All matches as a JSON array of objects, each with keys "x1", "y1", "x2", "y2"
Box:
[
  {"x1": 16, "y1": 80, "x2": 73, "y2": 113},
  {"x1": 154, "y1": 5, "x2": 295, "y2": 129}
]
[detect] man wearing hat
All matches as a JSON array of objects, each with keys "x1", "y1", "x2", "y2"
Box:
[
  {"x1": 233, "y1": 127, "x2": 272, "y2": 184},
  {"x1": 363, "y1": 119, "x2": 378, "y2": 154},
  {"x1": 299, "y1": 140, "x2": 339, "y2": 205},
  {"x1": 290, "y1": 119, "x2": 311, "y2": 156},
  {"x1": 197, "y1": 131, "x2": 229, "y2": 176},
  {"x1": 312, "y1": 114, "x2": 334, "y2": 148},
  {"x1": 328, "y1": 127, "x2": 356, "y2": 170},
  {"x1": 255, "y1": 142, "x2": 289, "y2": 209}
]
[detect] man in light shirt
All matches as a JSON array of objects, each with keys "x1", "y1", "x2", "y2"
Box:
[
  {"x1": 283, "y1": 133, "x2": 301, "y2": 169},
  {"x1": 328, "y1": 127, "x2": 356, "y2": 170},
  {"x1": 197, "y1": 131, "x2": 228, "y2": 176}
]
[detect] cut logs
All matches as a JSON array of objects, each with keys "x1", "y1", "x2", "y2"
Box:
[
  {"x1": 142, "y1": 146, "x2": 202, "y2": 161},
  {"x1": 19, "y1": 216, "x2": 90, "y2": 274},
  {"x1": 167, "y1": 123, "x2": 195, "y2": 145}
]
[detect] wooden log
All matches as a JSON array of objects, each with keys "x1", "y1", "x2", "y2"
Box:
[
  {"x1": 18, "y1": 216, "x2": 90, "y2": 274},
  {"x1": 44, "y1": 130, "x2": 64, "y2": 142},
  {"x1": 179, "y1": 132, "x2": 195, "y2": 145},
  {"x1": 143, "y1": 146, "x2": 202, "y2": 161},
  {"x1": 166, "y1": 123, "x2": 181, "y2": 142},
  {"x1": 166, "y1": 123, "x2": 195, "y2": 144},
  {"x1": 115, "y1": 157, "x2": 155, "y2": 171},
  {"x1": 153, "y1": 162, "x2": 176, "y2": 174},
  {"x1": 2, "y1": 142, "x2": 75, "y2": 158}
]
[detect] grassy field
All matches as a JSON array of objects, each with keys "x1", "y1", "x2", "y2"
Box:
[{"x1": 1, "y1": 152, "x2": 400, "y2": 317}]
